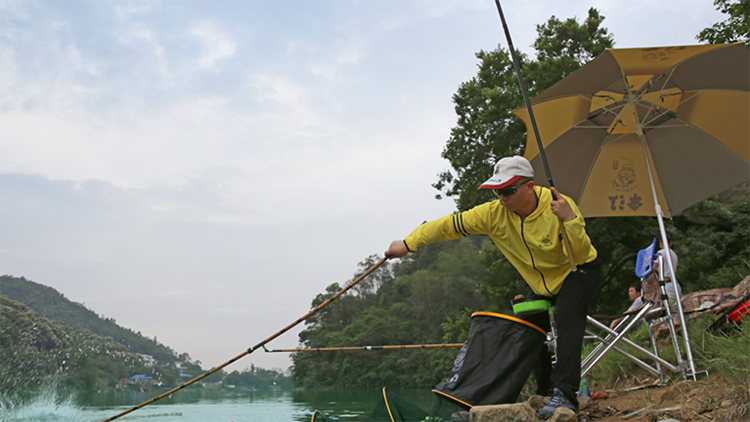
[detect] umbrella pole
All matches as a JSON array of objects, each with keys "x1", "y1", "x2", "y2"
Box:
[
  {"x1": 641, "y1": 142, "x2": 698, "y2": 381},
  {"x1": 492, "y1": 0, "x2": 576, "y2": 271}
]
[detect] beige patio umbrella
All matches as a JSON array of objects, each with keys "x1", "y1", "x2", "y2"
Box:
[
  {"x1": 514, "y1": 43, "x2": 749, "y2": 219},
  {"x1": 513, "y1": 42, "x2": 750, "y2": 380}
]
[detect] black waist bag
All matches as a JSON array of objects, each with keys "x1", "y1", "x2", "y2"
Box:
[{"x1": 432, "y1": 311, "x2": 546, "y2": 408}]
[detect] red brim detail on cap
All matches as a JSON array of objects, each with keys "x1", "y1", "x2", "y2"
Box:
[{"x1": 478, "y1": 175, "x2": 523, "y2": 190}]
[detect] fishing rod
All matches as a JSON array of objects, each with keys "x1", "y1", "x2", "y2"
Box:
[
  {"x1": 492, "y1": 0, "x2": 576, "y2": 271},
  {"x1": 101, "y1": 256, "x2": 389, "y2": 422},
  {"x1": 265, "y1": 343, "x2": 463, "y2": 353}
]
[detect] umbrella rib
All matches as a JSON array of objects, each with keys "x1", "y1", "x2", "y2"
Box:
[
  {"x1": 636, "y1": 97, "x2": 672, "y2": 129},
  {"x1": 573, "y1": 83, "x2": 703, "y2": 135},
  {"x1": 657, "y1": 90, "x2": 699, "y2": 113},
  {"x1": 572, "y1": 124, "x2": 620, "y2": 130},
  {"x1": 641, "y1": 67, "x2": 675, "y2": 97},
  {"x1": 571, "y1": 120, "x2": 690, "y2": 132},
  {"x1": 583, "y1": 93, "x2": 623, "y2": 121},
  {"x1": 591, "y1": 93, "x2": 619, "y2": 103},
  {"x1": 642, "y1": 122, "x2": 689, "y2": 129},
  {"x1": 586, "y1": 93, "x2": 653, "y2": 134},
  {"x1": 601, "y1": 125, "x2": 633, "y2": 146},
  {"x1": 635, "y1": 91, "x2": 701, "y2": 129}
]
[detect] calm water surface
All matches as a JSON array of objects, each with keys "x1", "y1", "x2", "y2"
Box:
[{"x1": 2, "y1": 388, "x2": 438, "y2": 422}]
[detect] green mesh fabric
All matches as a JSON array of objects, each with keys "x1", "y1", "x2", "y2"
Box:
[
  {"x1": 308, "y1": 389, "x2": 473, "y2": 422},
  {"x1": 427, "y1": 395, "x2": 471, "y2": 421},
  {"x1": 310, "y1": 410, "x2": 340, "y2": 421},
  {"x1": 365, "y1": 388, "x2": 429, "y2": 421}
]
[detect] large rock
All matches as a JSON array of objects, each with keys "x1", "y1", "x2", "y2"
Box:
[
  {"x1": 548, "y1": 407, "x2": 577, "y2": 422},
  {"x1": 527, "y1": 395, "x2": 547, "y2": 410},
  {"x1": 469, "y1": 403, "x2": 535, "y2": 422}
]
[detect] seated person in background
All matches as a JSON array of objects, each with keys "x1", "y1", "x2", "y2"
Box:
[
  {"x1": 610, "y1": 283, "x2": 645, "y2": 329},
  {"x1": 655, "y1": 240, "x2": 680, "y2": 301}
]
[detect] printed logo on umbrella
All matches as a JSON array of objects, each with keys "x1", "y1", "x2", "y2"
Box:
[
  {"x1": 641, "y1": 46, "x2": 685, "y2": 62},
  {"x1": 608, "y1": 158, "x2": 644, "y2": 212},
  {"x1": 612, "y1": 157, "x2": 639, "y2": 192}
]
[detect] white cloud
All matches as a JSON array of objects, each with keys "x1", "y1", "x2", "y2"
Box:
[{"x1": 190, "y1": 20, "x2": 236, "y2": 69}]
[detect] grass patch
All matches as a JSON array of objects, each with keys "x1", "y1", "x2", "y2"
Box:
[
  {"x1": 583, "y1": 314, "x2": 750, "y2": 401},
  {"x1": 691, "y1": 315, "x2": 749, "y2": 383}
]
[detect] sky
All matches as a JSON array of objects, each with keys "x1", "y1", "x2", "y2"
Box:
[{"x1": 0, "y1": 0, "x2": 726, "y2": 373}]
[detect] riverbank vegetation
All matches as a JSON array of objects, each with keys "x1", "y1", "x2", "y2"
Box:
[
  {"x1": 291, "y1": 197, "x2": 748, "y2": 390},
  {"x1": 291, "y1": 4, "x2": 749, "y2": 390}
]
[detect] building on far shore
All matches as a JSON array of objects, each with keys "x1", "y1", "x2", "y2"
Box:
[
  {"x1": 118, "y1": 374, "x2": 157, "y2": 391},
  {"x1": 138, "y1": 354, "x2": 156, "y2": 366}
]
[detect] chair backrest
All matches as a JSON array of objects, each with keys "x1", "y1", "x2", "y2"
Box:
[{"x1": 635, "y1": 238, "x2": 658, "y2": 279}]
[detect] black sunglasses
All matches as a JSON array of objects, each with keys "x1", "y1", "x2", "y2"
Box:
[{"x1": 493, "y1": 181, "x2": 529, "y2": 198}]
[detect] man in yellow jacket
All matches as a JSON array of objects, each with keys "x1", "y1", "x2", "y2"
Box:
[{"x1": 386, "y1": 155, "x2": 602, "y2": 419}]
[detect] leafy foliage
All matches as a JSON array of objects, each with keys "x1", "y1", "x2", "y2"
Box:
[
  {"x1": 530, "y1": 8, "x2": 614, "y2": 87},
  {"x1": 293, "y1": 239, "x2": 488, "y2": 389},
  {"x1": 431, "y1": 46, "x2": 527, "y2": 210},
  {"x1": 224, "y1": 366, "x2": 293, "y2": 390},
  {"x1": 670, "y1": 194, "x2": 750, "y2": 291},
  {"x1": 0, "y1": 295, "x2": 151, "y2": 402},
  {"x1": 696, "y1": 0, "x2": 749, "y2": 45},
  {"x1": 432, "y1": 8, "x2": 614, "y2": 212}
]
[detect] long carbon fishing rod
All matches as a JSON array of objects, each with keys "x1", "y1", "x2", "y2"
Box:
[
  {"x1": 493, "y1": 0, "x2": 576, "y2": 271},
  {"x1": 100, "y1": 256, "x2": 389, "y2": 422},
  {"x1": 265, "y1": 343, "x2": 464, "y2": 353}
]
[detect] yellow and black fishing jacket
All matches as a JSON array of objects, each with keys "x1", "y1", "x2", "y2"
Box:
[{"x1": 404, "y1": 186, "x2": 597, "y2": 296}]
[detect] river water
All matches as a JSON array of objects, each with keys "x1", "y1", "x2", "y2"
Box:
[{"x1": 2, "y1": 388, "x2": 440, "y2": 422}]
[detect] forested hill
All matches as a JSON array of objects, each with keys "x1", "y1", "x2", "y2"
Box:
[
  {"x1": 1, "y1": 293, "x2": 151, "y2": 398},
  {"x1": 1, "y1": 275, "x2": 177, "y2": 363},
  {"x1": 1, "y1": 275, "x2": 292, "y2": 398},
  {"x1": 0, "y1": 275, "x2": 207, "y2": 398},
  {"x1": 292, "y1": 237, "x2": 494, "y2": 390}
]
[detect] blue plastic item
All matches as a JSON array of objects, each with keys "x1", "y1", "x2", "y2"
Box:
[
  {"x1": 635, "y1": 238, "x2": 658, "y2": 278},
  {"x1": 577, "y1": 377, "x2": 591, "y2": 398}
]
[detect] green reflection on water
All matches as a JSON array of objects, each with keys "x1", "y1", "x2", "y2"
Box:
[
  {"x1": 293, "y1": 388, "x2": 437, "y2": 420},
  {"x1": 68, "y1": 388, "x2": 438, "y2": 422}
]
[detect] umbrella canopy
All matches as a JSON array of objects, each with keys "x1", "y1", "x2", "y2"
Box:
[{"x1": 514, "y1": 43, "x2": 749, "y2": 218}]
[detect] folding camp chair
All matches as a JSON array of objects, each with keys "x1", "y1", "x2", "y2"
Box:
[{"x1": 580, "y1": 239, "x2": 699, "y2": 383}]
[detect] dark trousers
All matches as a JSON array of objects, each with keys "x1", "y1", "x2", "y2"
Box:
[{"x1": 520, "y1": 258, "x2": 602, "y2": 405}]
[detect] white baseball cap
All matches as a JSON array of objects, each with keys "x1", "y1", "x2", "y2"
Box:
[{"x1": 478, "y1": 156, "x2": 534, "y2": 189}]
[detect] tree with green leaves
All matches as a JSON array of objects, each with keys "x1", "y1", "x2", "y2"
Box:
[
  {"x1": 697, "y1": 0, "x2": 749, "y2": 45},
  {"x1": 433, "y1": 8, "x2": 614, "y2": 212},
  {"x1": 530, "y1": 8, "x2": 614, "y2": 88},
  {"x1": 293, "y1": 239, "x2": 487, "y2": 389}
]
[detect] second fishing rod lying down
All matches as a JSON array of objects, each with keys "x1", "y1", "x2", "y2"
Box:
[{"x1": 265, "y1": 343, "x2": 464, "y2": 353}]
